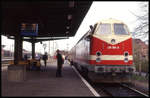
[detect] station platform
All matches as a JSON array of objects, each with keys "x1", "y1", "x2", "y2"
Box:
[{"x1": 2, "y1": 61, "x2": 97, "y2": 96}]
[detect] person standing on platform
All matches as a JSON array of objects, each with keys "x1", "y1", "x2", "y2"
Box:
[
  {"x1": 64, "y1": 55, "x2": 68, "y2": 64},
  {"x1": 56, "y1": 49, "x2": 64, "y2": 77},
  {"x1": 24, "y1": 54, "x2": 28, "y2": 61},
  {"x1": 42, "y1": 52, "x2": 48, "y2": 68}
]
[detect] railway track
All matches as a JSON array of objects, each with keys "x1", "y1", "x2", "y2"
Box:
[
  {"x1": 2, "y1": 59, "x2": 13, "y2": 63},
  {"x1": 74, "y1": 66, "x2": 149, "y2": 97},
  {"x1": 92, "y1": 83, "x2": 148, "y2": 97},
  {"x1": 1, "y1": 59, "x2": 13, "y2": 68},
  {"x1": 121, "y1": 84, "x2": 149, "y2": 97}
]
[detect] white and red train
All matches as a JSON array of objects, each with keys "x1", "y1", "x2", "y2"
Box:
[{"x1": 70, "y1": 18, "x2": 135, "y2": 83}]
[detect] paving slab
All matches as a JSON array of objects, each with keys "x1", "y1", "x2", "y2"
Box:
[{"x1": 2, "y1": 61, "x2": 95, "y2": 97}]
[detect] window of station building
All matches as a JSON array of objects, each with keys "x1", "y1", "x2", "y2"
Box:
[
  {"x1": 114, "y1": 24, "x2": 129, "y2": 35},
  {"x1": 98, "y1": 23, "x2": 111, "y2": 34}
]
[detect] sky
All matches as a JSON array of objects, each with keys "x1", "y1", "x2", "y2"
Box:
[{"x1": 1, "y1": 1, "x2": 148, "y2": 55}]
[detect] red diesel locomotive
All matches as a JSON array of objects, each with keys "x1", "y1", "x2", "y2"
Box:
[{"x1": 70, "y1": 18, "x2": 135, "y2": 83}]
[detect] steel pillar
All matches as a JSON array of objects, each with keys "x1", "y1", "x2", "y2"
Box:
[
  {"x1": 32, "y1": 37, "x2": 35, "y2": 59},
  {"x1": 14, "y1": 35, "x2": 23, "y2": 65}
]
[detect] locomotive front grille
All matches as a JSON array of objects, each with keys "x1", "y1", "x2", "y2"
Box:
[
  {"x1": 94, "y1": 66, "x2": 135, "y2": 73},
  {"x1": 97, "y1": 67, "x2": 104, "y2": 72}
]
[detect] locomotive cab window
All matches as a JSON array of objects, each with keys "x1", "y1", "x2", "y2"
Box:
[
  {"x1": 114, "y1": 24, "x2": 129, "y2": 35},
  {"x1": 98, "y1": 23, "x2": 111, "y2": 34}
]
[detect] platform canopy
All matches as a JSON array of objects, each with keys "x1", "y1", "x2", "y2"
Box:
[{"x1": 1, "y1": 1, "x2": 92, "y2": 43}]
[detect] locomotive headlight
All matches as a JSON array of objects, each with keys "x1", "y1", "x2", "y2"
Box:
[
  {"x1": 124, "y1": 58, "x2": 128, "y2": 62},
  {"x1": 111, "y1": 39, "x2": 116, "y2": 44},
  {"x1": 124, "y1": 51, "x2": 129, "y2": 57},
  {"x1": 96, "y1": 58, "x2": 101, "y2": 62},
  {"x1": 96, "y1": 51, "x2": 101, "y2": 56}
]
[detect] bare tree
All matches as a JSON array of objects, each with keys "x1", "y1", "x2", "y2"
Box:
[{"x1": 131, "y1": 2, "x2": 149, "y2": 39}]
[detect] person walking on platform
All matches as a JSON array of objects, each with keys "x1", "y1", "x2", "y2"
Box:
[
  {"x1": 56, "y1": 49, "x2": 64, "y2": 77},
  {"x1": 42, "y1": 52, "x2": 48, "y2": 68}
]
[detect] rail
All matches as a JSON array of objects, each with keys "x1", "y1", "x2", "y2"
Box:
[{"x1": 73, "y1": 64, "x2": 149, "y2": 97}]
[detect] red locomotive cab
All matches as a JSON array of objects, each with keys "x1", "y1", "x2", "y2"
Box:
[{"x1": 89, "y1": 19, "x2": 135, "y2": 73}]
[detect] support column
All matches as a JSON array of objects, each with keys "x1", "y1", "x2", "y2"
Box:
[
  {"x1": 32, "y1": 37, "x2": 35, "y2": 59},
  {"x1": 14, "y1": 35, "x2": 23, "y2": 65},
  {"x1": 48, "y1": 41, "x2": 50, "y2": 61},
  {"x1": 8, "y1": 34, "x2": 26, "y2": 82}
]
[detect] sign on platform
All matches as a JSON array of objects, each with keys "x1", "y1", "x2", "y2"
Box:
[{"x1": 20, "y1": 23, "x2": 38, "y2": 36}]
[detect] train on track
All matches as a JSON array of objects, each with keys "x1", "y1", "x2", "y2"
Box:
[{"x1": 70, "y1": 18, "x2": 135, "y2": 83}]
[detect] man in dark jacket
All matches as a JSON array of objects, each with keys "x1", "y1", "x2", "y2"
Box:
[
  {"x1": 42, "y1": 52, "x2": 48, "y2": 68},
  {"x1": 56, "y1": 49, "x2": 64, "y2": 77}
]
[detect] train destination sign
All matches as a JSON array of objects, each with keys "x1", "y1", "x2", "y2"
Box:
[{"x1": 20, "y1": 23, "x2": 38, "y2": 36}]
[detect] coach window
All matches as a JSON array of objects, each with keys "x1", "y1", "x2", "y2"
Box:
[
  {"x1": 98, "y1": 23, "x2": 111, "y2": 34},
  {"x1": 114, "y1": 24, "x2": 129, "y2": 35}
]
